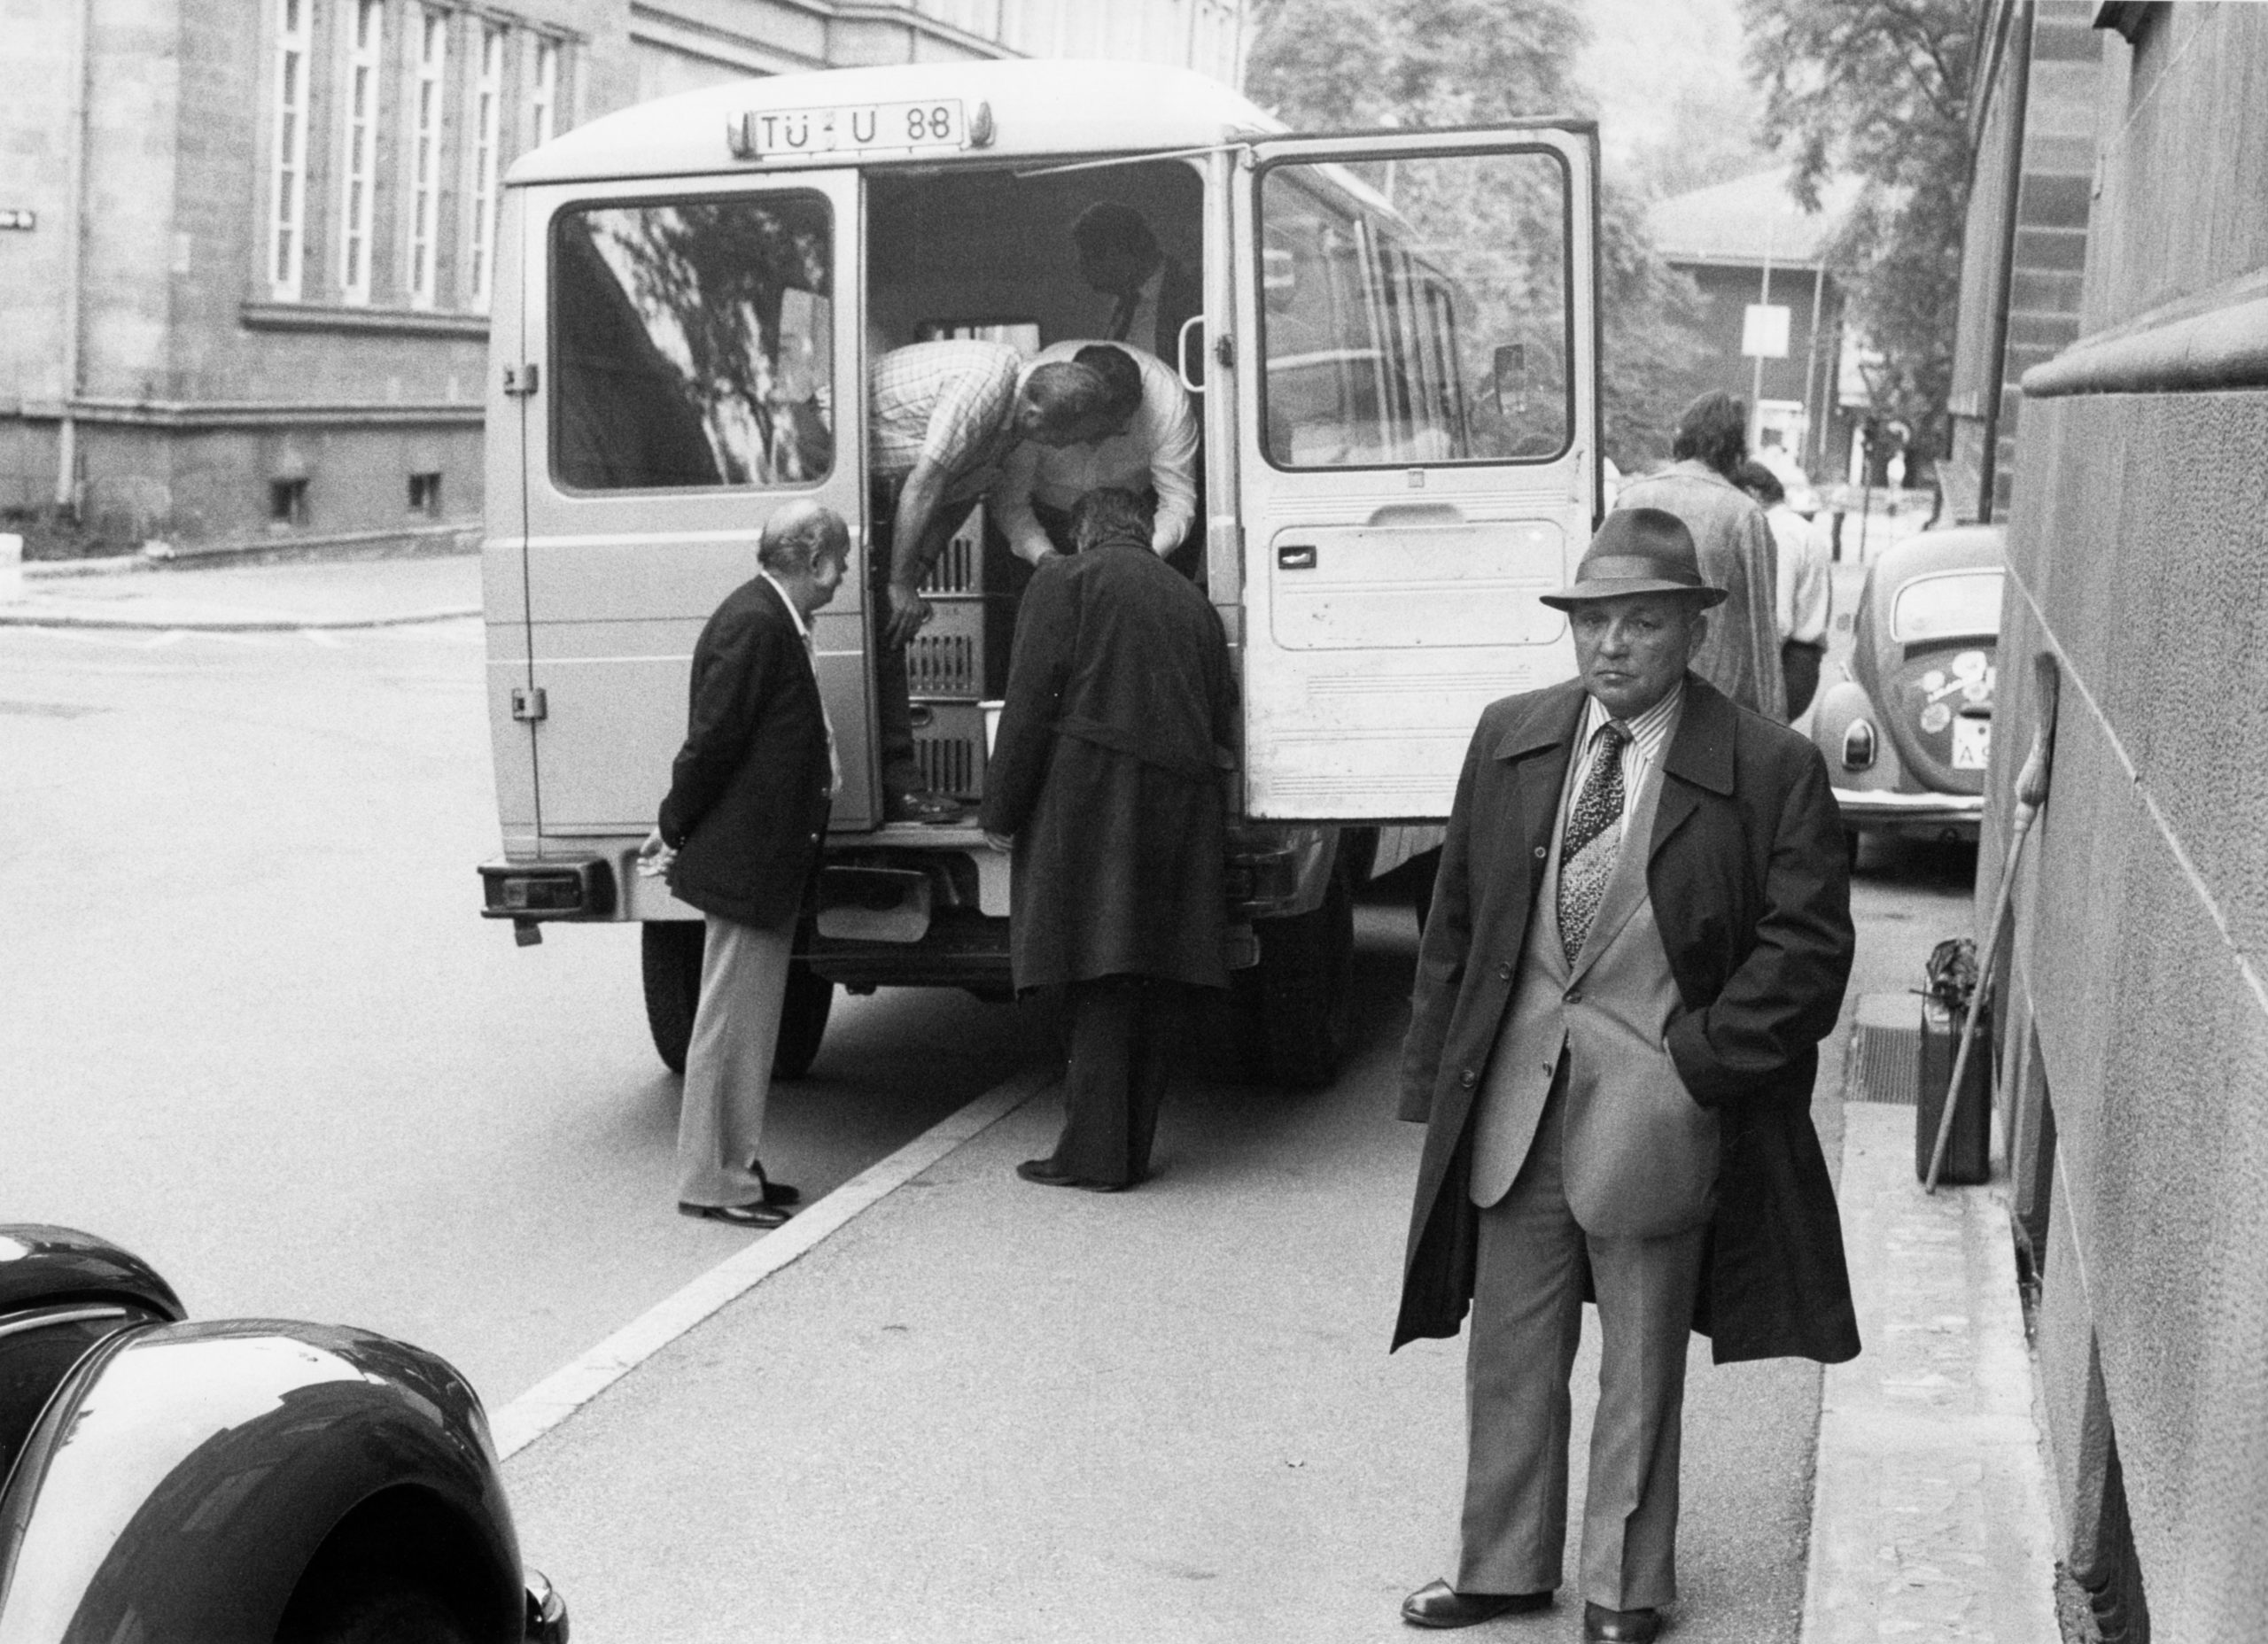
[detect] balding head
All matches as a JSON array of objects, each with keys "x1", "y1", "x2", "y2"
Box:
[
  {"x1": 1016, "y1": 361, "x2": 1113, "y2": 446},
  {"x1": 757, "y1": 500, "x2": 850, "y2": 617}
]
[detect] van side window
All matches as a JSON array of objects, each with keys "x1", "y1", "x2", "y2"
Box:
[
  {"x1": 1258, "y1": 151, "x2": 1570, "y2": 469},
  {"x1": 551, "y1": 195, "x2": 835, "y2": 491}
]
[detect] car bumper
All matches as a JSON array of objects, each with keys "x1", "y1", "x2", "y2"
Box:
[{"x1": 1831, "y1": 787, "x2": 1985, "y2": 836}]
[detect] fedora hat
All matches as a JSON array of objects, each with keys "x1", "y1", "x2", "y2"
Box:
[{"x1": 1541, "y1": 508, "x2": 1728, "y2": 610}]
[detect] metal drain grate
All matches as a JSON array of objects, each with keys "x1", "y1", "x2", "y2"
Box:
[{"x1": 1848, "y1": 1020, "x2": 1922, "y2": 1105}]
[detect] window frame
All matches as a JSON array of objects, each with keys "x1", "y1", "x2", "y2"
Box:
[
  {"x1": 545, "y1": 188, "x2": 841, "y2": 498},
  {"x1": 467, "y1": 21, "x2": 505, "y2": 311},
  {"x1": 404, "y1": 5, "x2": 449, "y2": 309},
  {"x1": 526, "y1": 35, "x2": 559, "y2": 151},
  {"x1": 267, "y1": 0, "x2": 313, "y2": 301},
  {"x1": 1249, "y1": 143, "x2": 1577, "y2": 474},
  {"x1": 337, "y1": 0, "x2": 384, "y2": 304}
]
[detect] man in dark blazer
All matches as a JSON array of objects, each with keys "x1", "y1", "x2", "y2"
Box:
[
  {"x1": 1394, "y1": 509, "x2": 1859, "y2": 1641},
  {"x1": 638, "y1": 501, "x2": 846, "y2": 1229},
  {"x1": 980, "y1": 487, "x2": 1236, "y2": 1191}
]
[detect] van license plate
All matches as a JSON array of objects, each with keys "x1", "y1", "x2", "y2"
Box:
[
  {"x1": 1951, "y1": 717, "x2": 1991, "y2": 770},
  {"x1": 743, "y1": 100, "x2": 967, "y2": 158}
]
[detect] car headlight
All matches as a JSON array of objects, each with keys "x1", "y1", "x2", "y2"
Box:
[{"x1": 1842, "y1": 719, "x2": 1877, "y2": 772}]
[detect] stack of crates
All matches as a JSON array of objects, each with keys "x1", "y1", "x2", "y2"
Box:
[{"x1": 907, "y1": 503, "x2": 1010, "y2": 803}]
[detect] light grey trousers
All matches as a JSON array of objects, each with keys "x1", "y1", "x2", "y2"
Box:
[
  {"x1": 675, "y1": 911, "x2": 794, "y2": 1207},
  {"x1": 1456, "y1": 1078, "x2": 1708, "y2": 1610}
]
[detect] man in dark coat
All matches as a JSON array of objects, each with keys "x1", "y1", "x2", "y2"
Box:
[
  {"x1": 979, "y1": 486, "x2": 1236, "y2": 1191},
  {"x1": 1394, "y1": 509, "x2": 1858, "y2": 1642},
  {"x1": 638, "y1": 501, "x2": 846, "y2": 1229}
]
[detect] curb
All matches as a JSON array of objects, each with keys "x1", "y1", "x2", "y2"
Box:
[
  {"x1": 0, "y1": 605, "x2": 480, "y2": 632},
  {"x1": 20, "y1": 523, "x2": 482, "y2": 579}
]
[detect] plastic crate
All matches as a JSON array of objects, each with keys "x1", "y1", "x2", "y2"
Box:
[
  {"x1": 910, "y1": 700, "x2": 988, "y2": 800},
  {"x1": 906, "y1": 594, "x2": 1010, "y2": 699}
]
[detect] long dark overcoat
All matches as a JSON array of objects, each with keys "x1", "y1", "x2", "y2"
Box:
[
  {"x1": 1394, "y1": 675, "x2": 1861, "y2": 1365},
  {"x1": 657, "y1": 576, "x2": 834, "y2": 929},
  {"x1": 979, "y1": 539, "x2": 1236, "y2": 992}
]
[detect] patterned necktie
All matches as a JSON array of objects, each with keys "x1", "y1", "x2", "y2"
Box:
[{"x1": 1557, "y1": 720, "x2": 1630, "y2": 965}]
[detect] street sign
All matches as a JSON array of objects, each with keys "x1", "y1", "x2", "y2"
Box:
[
  {"x1": 1742, "y1": 302, "x2": 1790, "y2": 359},
  {"x1": 0, "y1": 208, "x2": 36, "y2": 231}
]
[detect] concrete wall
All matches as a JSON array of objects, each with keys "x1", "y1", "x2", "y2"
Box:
[{"x1": 1983, "y1": 5, "x2": 2268, "y2": 1634}]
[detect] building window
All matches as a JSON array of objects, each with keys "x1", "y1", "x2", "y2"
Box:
[
  {"x1": 338, "y1": 0, "x2": 384, "y2": 303},
  {"x1": 268, "y1": 0, "x2": 312, "y2": 300},
  {"x1": 406, "y1": 6, "x2": 448, "y2": 308},
  {"x1": 467, "y1": 24, "x2": 503, "y2": 310},
  {"x1": 528, "y1": 36, "x2": 558, "y2": 150},
  {"x1": 269, "y1": 477, "x2": 310, "y2": 525},
  {"x1": 408, "y1": 471, "x2": 443, "y2": 516}
]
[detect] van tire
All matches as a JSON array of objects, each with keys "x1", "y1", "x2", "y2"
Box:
[
  {"x1": 641, "y1": 920, "x2": 704, "y2": 1075},
  {"x1": 642, "y1": 921, "x2": 833, "y2": 1079},
  {"x1": 1236, "y1": 872, "x2": 1354, "y2": 1090},
  {"x1": 773, "y1": 962, "x2": 833, "y2": 1080}
]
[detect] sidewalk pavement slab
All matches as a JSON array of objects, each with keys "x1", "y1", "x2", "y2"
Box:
[
  {"x1": 0, "y1": 551, "x2": 480, "y2": 631},
  {"x1": 1802, "y1": 1103, "x2": 2062, "y2": 1644}
]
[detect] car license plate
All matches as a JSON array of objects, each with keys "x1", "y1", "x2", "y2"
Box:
[
  {"x1": 1952, "y1": 717, "x2": 1992, "y2": 770},
  {"x1": 741, "y1": 100, "x2": 967, "y2": 159}
]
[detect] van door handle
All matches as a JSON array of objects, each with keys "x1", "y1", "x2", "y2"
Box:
[{"x1": 1278, "y1": 544, "x2": 1317, "y2": 570}]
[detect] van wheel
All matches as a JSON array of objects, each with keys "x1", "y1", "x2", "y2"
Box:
[
  {"x1": 641, "y1": 921, "x2": 704, "y2": 1075},
  {"x1": 773, "y1": 962, "x2": 833, "y2": 1080},
  {"x1": 1235, "y1": 872, "x2": 1354, "y2": 1090}
]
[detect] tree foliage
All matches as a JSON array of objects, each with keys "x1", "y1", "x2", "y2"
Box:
[
  {"x1": 1245, "y1": 0, "x2": 1708, "y2": 467},
  {"x1": 1743, "y1": 0, "x2": 1977, "y2": 465}
]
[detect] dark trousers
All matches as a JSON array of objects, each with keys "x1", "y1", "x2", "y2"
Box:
[
  {"x1": 1048, "y1": 975, "x2": 1184, "y2": 1187},
  {"x1": 1781, "y1": 639, "x2": 1826, "y2": 721}
]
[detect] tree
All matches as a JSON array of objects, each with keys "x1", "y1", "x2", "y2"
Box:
[
  {"x1": 1245, "y1": 0, "x2": 1708, "y2": 468},
  {"x1": 1743, "y1": 0, "x2": 1977, "y2": 471}
]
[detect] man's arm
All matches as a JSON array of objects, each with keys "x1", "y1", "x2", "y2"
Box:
[
  {"x1": 1397, "y1": 725, "x2": 1487, "y2": 1122},
  {"x1": 977, "y1": 562, "x2": 1074, "y2": 841},
  {"x1": 1146, "y1": 378, "x2": 1200, "y2": 556},
  {"x1": 1664, "y1": 744, "x2": 1855, "y2": 1105},
  {"x1": 990, "y1": 440, "x2": 1057, "y2": 567},
  {"x1": 657, "y1": 606, "x2": 770, "y2": 848},
  {"x1": 1740, "y1": 505, "x2": 1788, "y2": 719}
]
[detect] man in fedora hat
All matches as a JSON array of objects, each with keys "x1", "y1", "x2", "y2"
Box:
[{"x1": 1394, "y1": 508, "x2": 1859, "y2": 1641}]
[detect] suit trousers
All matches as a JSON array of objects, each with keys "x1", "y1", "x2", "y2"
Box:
[
  {"x1": 1047, "y1": 975, "x2": 1183, "y2": 1187},
  {"x1": 675, "y1": 911, "x2": 795, "y2": 1206},
  {"x1": 1457, "y1": 1073, "x2": 1708, "y2": 1610}
]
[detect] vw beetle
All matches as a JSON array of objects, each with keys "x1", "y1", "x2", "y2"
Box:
[
  {"x1": 1809, "y1": 524, "x2": 2006, "y2": 841},
  {"x1": 0, "y1": 1225, "x2": 566, "y2": 1643}
]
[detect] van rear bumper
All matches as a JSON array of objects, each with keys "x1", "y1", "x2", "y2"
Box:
[{"x1": 478, "y1": 856, "x2": 617, "y2": 921}]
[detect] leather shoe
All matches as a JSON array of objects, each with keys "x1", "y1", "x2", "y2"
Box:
[
  {"x1": 750, "y1": 1160, "x2": 800, "y2": 1206},
  {"x1": 679, "y1": 1199, "x2": 789, "y2": 1229},
  {"x1": 885, "y1": 787, "x2": 965, "y2": 825},
  {"x1": 1014, "y1": 1159, "x2": 1134, "y2": 1193},
  {"x1": 1401, "y1": 1579, "x2": 1552, "y2": 1628},
  {"x1": 1583, "y1": 1602, "x2": 1660, "y2": 1642}
]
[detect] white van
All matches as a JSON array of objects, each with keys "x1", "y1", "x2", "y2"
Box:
[{"x1": 478, "y1": 58, "x2": 1599, "y2": 1089}]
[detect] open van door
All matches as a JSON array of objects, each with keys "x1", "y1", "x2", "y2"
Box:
[
  {"x1": 513, "y1": 169, "x2": 874, "y2": 851},
  {"x1": 1232, "y1": 125, "x2": 1599, "y2": 821}
]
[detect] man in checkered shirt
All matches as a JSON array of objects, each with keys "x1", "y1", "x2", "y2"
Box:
[{"x1": 868, "y1": 339, "x2": 1109, "y2": 822}]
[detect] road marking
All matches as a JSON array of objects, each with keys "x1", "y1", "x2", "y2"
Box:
[{"x1": 490, "y1": 1067, "x2": 1050, "y2": 1462}]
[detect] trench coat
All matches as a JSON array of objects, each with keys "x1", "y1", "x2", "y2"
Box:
[
  {"x1": 1394, "y1": 675, "x2": 1860, "y2": 1365},
  {"x1": 1612, "y1": 462, "x2": 1786, "y2": 720},
  {"x1": 979, "y1": 538, "x2": 1237, "y2": 993},
  {"x1": 656, "y1": 576, "x2": 834, "y2": 928}
]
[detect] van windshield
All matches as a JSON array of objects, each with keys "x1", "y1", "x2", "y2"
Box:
[{"x1": 551, "y1": 194, "x2": 834, "y2": 491}]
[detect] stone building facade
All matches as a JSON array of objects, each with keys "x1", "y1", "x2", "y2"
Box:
[
  {"x1": 1977, "y1": 4, "x2": 2268, "y2": 1637},
  {"x1": 1941, "y1": 0, "x2": 2102, "y2": 524},
  {"x1": 0, "y1": 0, "x2": 1245, "y2": 554}
]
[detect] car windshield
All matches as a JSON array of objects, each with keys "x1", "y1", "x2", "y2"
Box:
[{"x1": 1891, "y1": 570, "x2": 2003, "y2": 643}]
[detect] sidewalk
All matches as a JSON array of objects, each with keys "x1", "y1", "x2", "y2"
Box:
[
  {"x1": 492, "y1": 1005, "x2": 2062, "y2": 1643},
  {"x1": 0, "y1": 549, "x2": 480, "y2": 631}
]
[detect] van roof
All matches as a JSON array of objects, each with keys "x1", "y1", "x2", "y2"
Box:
[{"x1": 507, "y1": 59, "x2": 1285, "y2": 187}]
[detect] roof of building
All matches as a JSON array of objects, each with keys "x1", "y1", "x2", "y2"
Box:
[
  {"x1": 508, "y1": 59, "x2": 1285, "y2": 187},
  {"x1": 1649, "y1": 166, "x2": 1862, "y2": 270}
]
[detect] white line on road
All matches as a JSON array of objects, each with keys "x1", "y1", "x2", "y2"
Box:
[{"x1": 490, "y1": 1067, "x2": 1051, "y2": 1462}]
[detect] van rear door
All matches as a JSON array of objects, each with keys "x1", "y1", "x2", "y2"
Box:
[
  {"x1": 516, "y1": 169, "x2": 873, "y2": 849},
  {"x1": 1233, "y1": 127, "x2": 1598, "y2": 821}
]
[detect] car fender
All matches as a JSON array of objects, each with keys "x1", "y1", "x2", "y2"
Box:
[
  {"x1": 0, "y1": 1225, "x2": 183, "y2": 1321},
  {"x1": 0, "y1": 1319, "x2": 524, "y2": 1644},
  {"x1": 1809, "y1": 678, "x2": 1909, "y2": 795}
]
